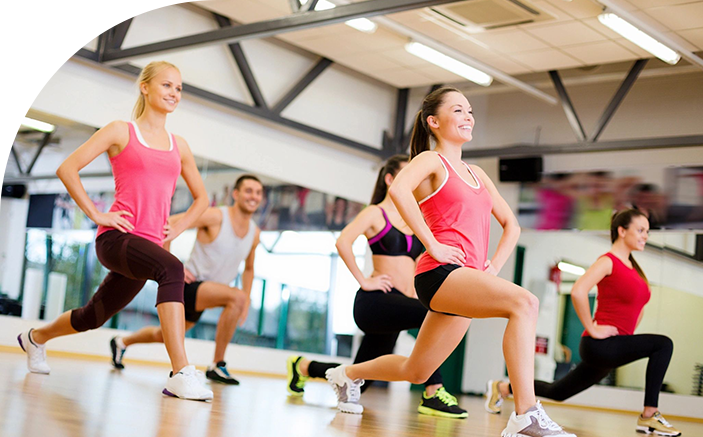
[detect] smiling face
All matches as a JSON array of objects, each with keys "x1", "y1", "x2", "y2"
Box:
[
  {"x1": 426, "y1": 91, "x2": 474, "y2": 146},
  {"x1": 618, "y1": 214, "x2": 650, "y2": 252},
  {"x1": 140, "y1": 67, "x2": 182, "y2": 114},
  {"x1": 233, "y1": 179, "x2": 263, "y2": 214}
]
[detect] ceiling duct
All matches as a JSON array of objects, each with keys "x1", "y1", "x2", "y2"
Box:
[{"x1": 428, "y1": 0, "x2": 554, "y2": 32}]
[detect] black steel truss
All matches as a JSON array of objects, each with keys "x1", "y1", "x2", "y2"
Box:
[
  {"x1": 214, "y1": 14, "x2": 268, "y2": 109},
  {"x1": 549, "y1": 70, "x2": 586, "y2": 142},
  {"x1": 382, "y1": 88, "x2": 409, "y2": 155},
  {"x1": 99, "y1": 0, "x2": 459, "y2": 64},
  {"x1": 589, "y1": 59, "x2": 648, "y2": 142},
  {"x1": 9, "y1": 132, "x2": 53, "y2": 175},
  {"x1": 548, "y1": 59, "x2": 650, "y2": 144},
  {"x1": 66, "y1": 7, "x2": 676, "y2": 164}
]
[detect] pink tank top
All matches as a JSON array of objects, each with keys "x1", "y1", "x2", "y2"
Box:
[
  {"x1": 415, "y1": 153, "x2": 493, "y2": 275},
  {"x1": 97, "y1": 122, "x2": 181, "y2": 246}
]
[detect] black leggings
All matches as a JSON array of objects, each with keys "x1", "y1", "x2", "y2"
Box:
[
  {"x1": 70, "y1": 231, "x2": 185, "y2": 332},
  {"x1": 307, "y1": 288, "x2": 443, "y2": 391},
  {"x1": 512, "y1": 334, "x2": 673, "y2": 408}
]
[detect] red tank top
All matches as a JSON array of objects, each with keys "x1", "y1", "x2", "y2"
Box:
[
  {"x1": 97, "y1": 122, "x2": 181, "y2": 246},
  {"x1": 583, "y1": 252, "x2": 651, "y2": 337},
  {"x1": 415, "y1": 153, "x2": 493, "y2": 275}
]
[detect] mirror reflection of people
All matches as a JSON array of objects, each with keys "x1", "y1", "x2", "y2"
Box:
[
  {"x1": 486, "y1": 209, "x2": 680, "y2": 437},
  {"x1": 535, "y1": 173, "x2": 576, "y2": 230},
  {"x1": 323, "y1": 87, "x2": 574, "y2": 437},
  {"x1": 17, "y1": 61, "x2": 213, "y2": 401},
  {"x1": 112, "y1": 175, "x2": 262, "y2": 385},
  {"x1": 575, "y1": 171, "x2": 615, "y2": 230},
  {"x1": 327, "y1": 196, "x2": 348, "y2": 231},
  {"x1": 286, "y1": 154, "x2": 467, "y2": 419}
]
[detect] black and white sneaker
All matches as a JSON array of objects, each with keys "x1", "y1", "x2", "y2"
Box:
[
  {"x1": 206, "y1": 361, "x2": 240, "y2": 385},
  {"x1": 110, "y1": 337, "x2": 126, "y2": 370}
]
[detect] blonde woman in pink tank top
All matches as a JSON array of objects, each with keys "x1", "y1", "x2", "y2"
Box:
[
  {"x1": 325, "y1": 88, "x2": 576, "y2": 437},
  {"x1": 17, "y1": 61, "x2": 213, "y2": 401}
]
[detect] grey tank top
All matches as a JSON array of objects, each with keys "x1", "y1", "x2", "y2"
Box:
[{"x1": 185, "y1": 207, "x2": 257, "y2": 285}]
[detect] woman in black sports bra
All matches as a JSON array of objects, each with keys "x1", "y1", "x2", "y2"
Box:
[{"x1": 285, "y1": 155, "x2": 467, "y2": 419}]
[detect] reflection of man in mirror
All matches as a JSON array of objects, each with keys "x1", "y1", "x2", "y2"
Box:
[{"x1": 111, "y1": 174, "x2": 263, "y2": 385}]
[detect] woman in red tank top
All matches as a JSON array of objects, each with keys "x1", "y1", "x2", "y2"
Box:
[
  {"x1": 17, "y1": 61, "x2": 213, "y2": 401},
  {"x1": 487, "y1": 209, "x2": 680, "y2": 436},
  {"x1": 325, "y1": 87, "x2": 574, "y2": 437}
]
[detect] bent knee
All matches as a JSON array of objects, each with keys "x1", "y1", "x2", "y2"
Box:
[
  {"x1": 511, "y1": 290, "x2": 539, "y2": 318},
  {"x1": 402, "y1": 363, "x2": 434, "y2": 385},
  {"x1": 154, "y1": 329, "x2": 164, "y2": 343},
  {"x1": 157, "y1": 256, "x2": 184, "y2": 284},
  {"x1": 228, "y1": 289, "x2": 247, "y2": 308}
]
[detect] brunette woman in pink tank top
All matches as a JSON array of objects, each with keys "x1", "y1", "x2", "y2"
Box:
[
  {"x1": 17, "y1": 61, "x2": 213, "y2": 401},
  {"x1": 325, "y1": 87, "x2": 575, "y2": 437},
  {"x1": 488, "y1": 209, "x2": 680, "y2": 436}
]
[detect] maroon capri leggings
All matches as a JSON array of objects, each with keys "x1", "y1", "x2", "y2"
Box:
[{"x1": 70, "y1": 230, "x2": 185, "y2": 332}]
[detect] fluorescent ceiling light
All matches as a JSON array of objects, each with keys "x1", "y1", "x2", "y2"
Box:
[
  {"x1": 405, "y1": 42, "x2": 493, "y2": 86},
  {"x1": 300, "y1": 0, "x2": 377, "y2": 33},
  {"x1": 344, "y1": 18, "x2": 378, "y2": 34},
  {"x1": 598, "y1": 13, "x2": 680, "y2": 65},
  {"x1": 21, "y1": 117, "x2": 55, "y2": 133},
  {"x1": 557, "y1": 261, "x2": 585, "y2": 276}
]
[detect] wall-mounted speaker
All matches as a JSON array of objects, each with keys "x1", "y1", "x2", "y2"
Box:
[
  {"x1": 499, "y1": 157, "x2": 543, "y2": 183},
  {"x1": 1, "y1": 184, "x2": 27, "y2": 199}
]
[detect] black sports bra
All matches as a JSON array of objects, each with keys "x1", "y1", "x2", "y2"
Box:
[{"x1": 368, "y1": 207, "x2": 424, "y2": 259}]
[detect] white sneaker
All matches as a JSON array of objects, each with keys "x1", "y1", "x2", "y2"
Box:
[
  {"x1": 325, "y1": 365, "x2": 364, "y2": 414},
  {"x1": 502, "y1": 401, "x2": 576, "y2": 437},
  {"x1": 163, "y1": 365, "x2": 214, "y2": 401},
  {"x1": 17, "y1": 329, "x2": 50, "y2": 374}
]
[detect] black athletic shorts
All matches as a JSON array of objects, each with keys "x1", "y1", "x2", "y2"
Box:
[
  {"x1": 414, "y1": 264, "x2": 462, "y2": 315},
  {"x1": 184, "y1": 281, "x2": 204, "y2": 323}
]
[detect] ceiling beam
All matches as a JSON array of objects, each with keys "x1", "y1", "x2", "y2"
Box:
[
  {"x1": 462, "y1": 135, "x2": 703, "y2": 159},
  {"x1": 214, "y1": 14, "x2": 268, "y2": 109},
  {"x1": 549, "y1": 70, "x2": 586, "y2": 142},
  {"x1": 106, "y1": 62, "x2": 383, "y2": 158},
  {"x1": 271, "y1": 57, "x2": 333, "y2": 115},
  {"x1": 101, "y1": 0, "x2": 459, "y2": 64},
  {"x1": 589, "y1": 59, "x2": 647, "y2": 142}
]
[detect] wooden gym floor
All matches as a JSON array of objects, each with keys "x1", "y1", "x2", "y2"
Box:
[{"x1": 1, "y1": 350, "x2": 701, "y2": 437}]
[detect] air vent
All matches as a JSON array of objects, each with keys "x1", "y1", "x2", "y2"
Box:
[{"x1": 428, "y1": 0, "x2": 554, "y2": 32}]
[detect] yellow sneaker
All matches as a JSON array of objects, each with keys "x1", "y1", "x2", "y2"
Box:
[
  {"x1": 637, "y1": 412, "x2": 681, "y2": 436},
  {"x1": 484, "y1": 379, "x2": 503, "y2": 414},
  {"x1": 286, "y1": 356, "x2": 308, "y2": 397}
]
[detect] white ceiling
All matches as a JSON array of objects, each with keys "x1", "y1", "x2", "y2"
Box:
[{"x1": 199, "y1": 0, "x2": 703, "y2": 88}]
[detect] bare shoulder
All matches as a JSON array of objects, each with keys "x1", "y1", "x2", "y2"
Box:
[
  {"x1": 200, "y1": 207, "x2": 224, "y2": 228},
  {"x1": 594, "y1": 255, "x2": 614, "y2": 273},
  {"x1": 172, "y1": 134, "x2": 191, "y2": 151},
  {"x1": 101, "y1": 120, "x2": 130, "y2": 142},
  {"x1": 411, "y1": 150, "x2": 441, "y2": 167}
]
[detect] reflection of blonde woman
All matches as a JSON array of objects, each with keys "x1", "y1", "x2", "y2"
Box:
[
  {"x1": 325, "y1": 87, "x2": 574, "y2": 437},
  {"x1": 18, "y1": 61, "x2": 213, "y2": 401},
  {"x1": 487, "y1": 209, "x2": 679, "y2": 437}
]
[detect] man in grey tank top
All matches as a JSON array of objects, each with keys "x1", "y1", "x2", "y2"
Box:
[{"x1": 111, "y1": 175, "x2": 263, "y2": 385}]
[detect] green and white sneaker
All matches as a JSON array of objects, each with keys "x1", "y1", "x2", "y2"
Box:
[
  {"x1": 418, "y1": 387, "x2": 468, "y2": 419},
  {"x1": 287, "y1": 356, "x2": 309, "y2": 397}
]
